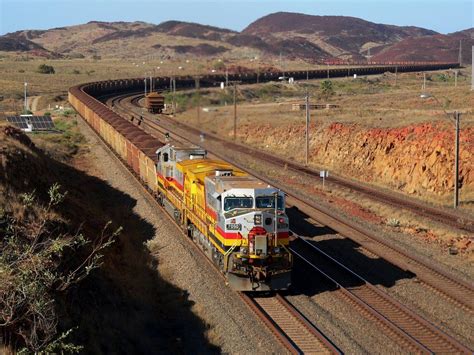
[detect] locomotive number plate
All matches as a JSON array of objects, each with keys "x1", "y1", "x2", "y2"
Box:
[{"x1": 226, "y1": 223, "x2": 242, "y2": 231}]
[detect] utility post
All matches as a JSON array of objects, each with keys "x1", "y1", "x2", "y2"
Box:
[
  {"x1": 144, "y1": 77, "x2": 147, "y2": 97},
  {"x1": 24, "y1": 82, "x2": 28, "y2": 113},
  {"x1": 422, "y1": 73, "x2": 426, "y2": 91},
  {"x1": 274, "y1": 191, "x2": 279, "y2": 247},
  {"x1": 421, "y1": 93, "x2": 462, "y2": 208},
  {"x1": 471, "y1": 45, "x2": 474, "y2": 91},
  {"x1": 195, "y1": 76, "x2": 200, "y2": 127},
  {"x1": 454, "y1": 111, "x2": 460, "y2": 208},
  {"x1": 233, "y1": 82, "x2": 237, "y2": 141},
  {"x1": 458, "y1": 39, "x2": 462, "y2": 66},
  {"x1": 227, "y1": 80, "x2": 241, "y2": 141},
  {"x1": 172, "y1": 77, "x2": 176, "y2": 115},
  {"x1": 305, "y1": 91, "x2": 310, "y2": 166}
]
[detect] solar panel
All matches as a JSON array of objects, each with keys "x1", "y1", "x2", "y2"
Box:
[
  {"x1": 6, "y1": 116, "x2": 28, "y2": 129},
  {"x1": 30, "y1": 116, "x2": 55, "y2": 131}
]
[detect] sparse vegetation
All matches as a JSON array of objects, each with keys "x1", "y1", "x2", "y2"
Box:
[
  {"x1": 0, "y1": 183, "x2": 120, "y2": 352},
  {"x1": 37, "y1": 63, "x2": 55, "y2": 74},
  {"x1": 212, "y1": 60, "x2": 226, "y2": 71},
  {"x1": 320, "y1": 79, "x2": 334, "y2": 100},
  {"x1": 387, "y1": 218, "x2": 401, "y2": 227}
]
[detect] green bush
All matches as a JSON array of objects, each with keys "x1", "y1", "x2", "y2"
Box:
[
  {"x1": 212, "y1": 60, "x2": 226, "y2": 71},
  {"x1": 37, "y1": 64, "x2": 55, "y2": 74},
  {"x1": 320, "y1": 80, "x2": 334, "y2": 100}
]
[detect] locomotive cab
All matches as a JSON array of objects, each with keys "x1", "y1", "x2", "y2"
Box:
[{"x1": 205, "y1": 173, "x2": 292, "y2": 291}]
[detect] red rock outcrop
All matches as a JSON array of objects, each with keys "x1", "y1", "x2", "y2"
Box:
[{"x1": 239, "y1": 121, "x2": 473, "y2": 200}]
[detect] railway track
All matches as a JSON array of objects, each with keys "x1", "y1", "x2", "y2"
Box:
[
  {"x1": 76, "y1": 101, "x2": 340, "y2": 354},
  {"x1": 111, "y1": 92, "x2": 474, "y2": 313},
  {"x1": 291, "y1": 235, "x2": 472, "y2": 353},
  {"x1": 241, "y1": 293, "x2": 341, "y2": 354}
]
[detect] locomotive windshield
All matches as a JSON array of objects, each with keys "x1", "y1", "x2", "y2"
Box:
[
  {"x1": 224, "y1": 197, "x2": 253, "y2": 211},
  {"x1": 256, "y1": 196, "x2": 284, "y2": 210}
]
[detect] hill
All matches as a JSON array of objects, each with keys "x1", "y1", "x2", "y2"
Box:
[
  {"x1": 372, "y1": 30, "x2": 474, "y2": 64},
  {"x1": 242, "y1": 12, "x2": 437, "y2": 60},
  {"x1": 0, "y1": 12, "x2": 470, "y2": 63}
]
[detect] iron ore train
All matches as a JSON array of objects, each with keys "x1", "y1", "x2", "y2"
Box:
[
  {"x1": 69, "y1": 83, "x2": 293, "y2": 292},
  {"x1": 69, "y1": 63, "x2": 458, "y2": 291}
]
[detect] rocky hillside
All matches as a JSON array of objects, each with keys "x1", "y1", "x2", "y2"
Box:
[
  {"x1": 243, "y1": 12, "x2": 437, "y2": 60},
  {"x1": 0, "y1": 12, "x2": 470, "y2": 63},
  {"x1": 373, "y1": 29, "x2": 474, "y2": 64}
]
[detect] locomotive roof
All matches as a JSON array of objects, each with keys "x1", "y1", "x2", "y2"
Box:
[
  {"x1": 177, "y1": 158, "x2": 245, "y2": 184},
  {"x1": 210, "y1": 175, "x2": 271, "y2": 192}
]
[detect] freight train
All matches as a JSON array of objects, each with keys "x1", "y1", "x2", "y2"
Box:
[
  {"x1": 69, "y1": 63, "x2": 458, "y2": 291},
  {"x1": 69, "y1": 84, "x2": 292, "y2": 291}
]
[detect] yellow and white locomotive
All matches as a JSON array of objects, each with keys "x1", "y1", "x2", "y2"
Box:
[{"x1": 155, "y1": 143, "x2": 292, "y2": 291}]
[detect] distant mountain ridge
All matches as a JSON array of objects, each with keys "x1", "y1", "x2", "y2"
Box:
[{"x1": 0, "y1": 12, "x2": 470, "y2": 63}]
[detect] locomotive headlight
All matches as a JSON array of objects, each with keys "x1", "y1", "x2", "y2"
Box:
[
  {"x1": 240, "y1": 247, "x2": 248, "y2": 255},
  {"x1": 273, "y1": 247, "x2": 281, "y2": 254},
  {"x1": 254, "y1": 214, "x2": 262, "y2": 225}
]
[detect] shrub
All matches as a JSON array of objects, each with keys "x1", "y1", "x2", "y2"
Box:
[
  {"x1": 37, "y1": 64, "x2": 55, "y2": 74},
  {"x1": 72, "y1": 69, "x2": 81, "y2": 75},
  {"x1": 212, "y1": 60, "x2": 226, "y2": 71},
  {"x1": 1, "y1": 183, "x2": 120, "y2": 352},
  {"x1": 320, "y1": 80, "x2": 334, "y2": 100}
]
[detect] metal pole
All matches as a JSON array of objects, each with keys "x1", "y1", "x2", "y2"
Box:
[
  {"x1": 24, "y1": 82, "x2": 27, "y2": 112},
  {"x1": 454, "y1": 111, "x2": 460, "y2": 208},
  {"x1": 144, "y1": 78, "x2": 147, "y2": 97},
  {"x1": 471, "y1": 46, "x2": 474, "y2": 91},
  {"x1": 274, "y1": 192, "x2": 278, "y2": 247},
  {"x1": 423, "y1": 73, "x2": 426, "y2": 91},
  {"x1": 305, "y1": 92, "x2": 309, "y2": 166},
  {"x1": 173, "y1": 78, "x2": 176, "y2": 115},
  {"x1": 196, "y1": 77, "x2": 200, "y2": 127},
  {"x1": 233, "y1": 83, "x2": 237, "y2": 140}
]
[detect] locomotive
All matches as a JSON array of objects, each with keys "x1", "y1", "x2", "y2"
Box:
[{"x1": 155, "y1": 143, "x2": 292, "y2": 291}]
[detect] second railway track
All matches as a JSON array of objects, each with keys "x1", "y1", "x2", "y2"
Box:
[{"x1": 291, "y1": 236, "x2": 472, "y2": 353}]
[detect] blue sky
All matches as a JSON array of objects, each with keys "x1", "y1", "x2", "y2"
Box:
[{"x1": 0, "y1": 0, "x2": 472, "y2": 35}]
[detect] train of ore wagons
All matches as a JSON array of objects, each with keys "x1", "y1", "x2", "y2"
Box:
[
  {"x1": 69, "y1": 83, "x2": 292, "y2": 292},
  {"x1": 69, "y1": 63, "x2": 457, "y2": 291}
]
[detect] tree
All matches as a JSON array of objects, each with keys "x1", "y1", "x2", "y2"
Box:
[
  {"x1": 37, "y1": 64, "x2": 55, "y2": 74},
  {"x1": 320, "y1": 80, "x2": 334, "y2": 101}
]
